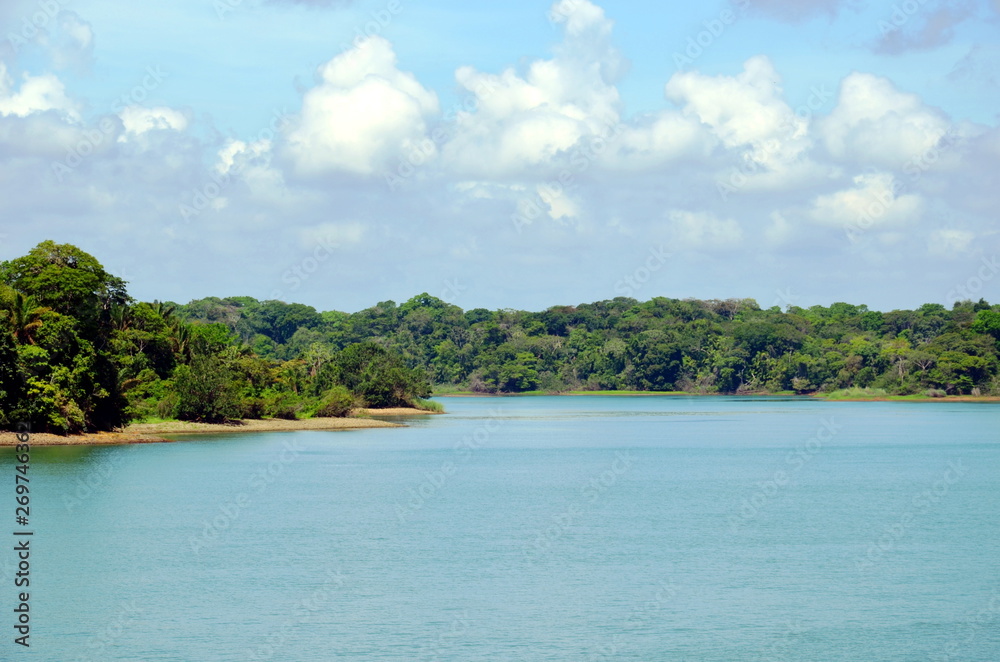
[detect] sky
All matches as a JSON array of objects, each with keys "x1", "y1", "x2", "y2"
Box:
[{"x1": 0, "y1": 0, "x2": 998, "y2": 314}]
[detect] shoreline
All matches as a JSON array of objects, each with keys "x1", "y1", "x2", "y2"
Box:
[
  {"x1": 0, "y1": 407, "x2": 438, "y2": 447},
  {"x1": 435, "y1": 391, "x2": 1000, "y2": 402}
]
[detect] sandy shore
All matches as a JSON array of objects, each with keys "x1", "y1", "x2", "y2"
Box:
[{"x1": 0, "y1": 407, "x2": 438, "y2": 446}]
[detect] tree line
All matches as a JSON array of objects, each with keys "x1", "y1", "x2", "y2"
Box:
[
  {"x1": 3, "y1": 241, "x2": 1000, "y2": 433},
  {"x1": 0, "y1": 242, "x2": 430, "y2": 433},
  {"x1": 172, "y1": 277, "x2": 1000, "y2": 399}
]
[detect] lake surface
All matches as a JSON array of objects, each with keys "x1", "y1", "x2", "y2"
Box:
[{"x1": 2, "y1": 395, "x2": 999, "y2": 660}]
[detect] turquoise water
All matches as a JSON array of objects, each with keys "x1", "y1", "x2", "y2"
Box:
[{"x1": 1, "y1": 396, "x2": 999, "y2": 660}]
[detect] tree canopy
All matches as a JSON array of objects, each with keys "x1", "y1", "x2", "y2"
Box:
[{"x1": 3, "y1": 241, "x2": 999, "y2": 433}]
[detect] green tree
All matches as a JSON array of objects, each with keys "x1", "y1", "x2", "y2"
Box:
[{"x1": 172, "y1": 355, "x2": 244, "y2": 422}]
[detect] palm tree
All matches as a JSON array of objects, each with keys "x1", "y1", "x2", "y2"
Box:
[
  {"x1": 152, "y1": 301, "x2": 176, "y2": 325},
  {"x1": 6, "y1": 292, "x2": 50, "y2": 345},
  {"x1": 168, "y1": 321, "x2": 193, "y2": 362},
  {"x1": 110, "y1": 303, "x2": 132, "y2": 333}
]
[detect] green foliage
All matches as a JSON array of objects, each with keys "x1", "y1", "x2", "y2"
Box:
[
  {"x1": 4, "y1": 241, "x2": 1000, "y2": 435},
  {"x1": 172, "y1": 356, "x2": 244, "y2": 423},
  {"x1": 260, "y1": 389, "x2": 303, "y2": 420},
  {"x1": 326, "y1": 342, "x2": 431, "y2": 407},
  {"x1": 971, "y1": 309, "x2": 1000, "y2": 341},
  {"x1": 313, "y1": 385, "x2": 354, "y2": 418},
  {"x1": 0, "y1": 240, "x2": 128, "y2": 335}
]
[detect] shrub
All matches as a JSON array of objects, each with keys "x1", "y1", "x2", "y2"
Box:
[
  {"x1": 173, "y1": 357, "x2": 243, "y2": 423},
  {"x1": 314, "y1": 385, "x2": 354, "y2": 418},
  {"x1": 263, "y1": 391, "x2": 302, "y2": 420},
  {"x1": 156, "y1": 391, "x2": 179, "y2": 419},
  {"x1": 241, "y1": 397, "x2": 266, "y2": 419}
]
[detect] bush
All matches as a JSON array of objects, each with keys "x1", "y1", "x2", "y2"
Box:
[
  {"x1": 172, "y1": 357, "x2": 243, "y2": 423},
  {"x1": 241, "y1": 397, "x2": 266, "y2": 419},
  {"x1": 314, "y1": 385, "x2": 354, "y2": 418},
  {"x1": 156, "y1": 391, "x2": 179, "y2": 419},
  {"x1": 263, "y1": 391, "x2": 302, "y2": 420},
  {"x1": 924, "y1": 388, "x2": 947, "y2": 398}
]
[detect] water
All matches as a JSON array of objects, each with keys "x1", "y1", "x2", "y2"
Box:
[{"x1": 2, "y1": 396, "x2": 999, "y2": 660}]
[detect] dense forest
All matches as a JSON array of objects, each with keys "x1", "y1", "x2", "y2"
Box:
[
  {"x1": 0, "y1": 242, "x2": 431, "y2": 433},
  {"x1": 2, "y1": 241, "x2": 1000, "y2": 433}
]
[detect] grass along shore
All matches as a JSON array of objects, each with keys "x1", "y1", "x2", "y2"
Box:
[{"x1": 0, "y1": 407, "x2": 440, "y2": 446}]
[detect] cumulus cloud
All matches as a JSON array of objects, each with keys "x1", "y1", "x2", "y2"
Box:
[
  {"x1": 2, "y1": 0, "x2": 998, "y2": 312},
  {"x1": 118, "y1": 106, "x2": 188, "y2": 139},
  {"x1": 441, "y1": 0, "x2": 625, "y2": 176},
  {"x1": 666, "y1": 55, "x2": 822, "y2": 190},
  {"x1": 667, "y1": 56, "x2": 796, "y2": 151},
  {"x1": 0, "y1": 63, "x2": 79, "y2": 120},
  {"x1": 820, "y1": 73, "x2": 951, "y2": 167},
  {"x1": 286, "y1": 36, "x2": 438, "y2": 176},
  {"x1": 808, "y1": 172, "x2": 924, "y2": 229}
]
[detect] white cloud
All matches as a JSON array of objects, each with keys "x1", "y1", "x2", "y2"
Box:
[
  {"x1": 118, "y1": 106, "x2": 188, "y2": 139},
  {"x1": 286, "y1": 36, "x2": 439, "y2": 176},
  {"x1": 0, "y1": 63, "x2": 79, "y2": 120},
  {"x1": 928, "y1": 228, "x2": 974, "y2": 256},
  {"x1": 537, "y1": 183, "x2": 579, "y2": 220},
  {"x1": 608, "y1": 110, "x2": 712, "y2": 168},
  {"x1": 820, "y1": 73, "x2": 951, "y2": 167},
  {"x1": 665, "y1": 56, "x2": 820, "y2": 189},
  {"x1": 441, "y1": 0, "x2": 624, "y2": 176},
  {"x1": 668, "y1": 209, "x2": 743, "y2": 249},
  {"x1": 808, "y1": 171, "x2": 923, "y2": 229},
  {"x1": 667, "y1": 56, "x2": 794, "y2": 149}
]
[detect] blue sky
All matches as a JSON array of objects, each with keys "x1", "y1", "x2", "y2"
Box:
[{"x1": 1, "y1": 0, "x2": 998, "y2": 313}]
